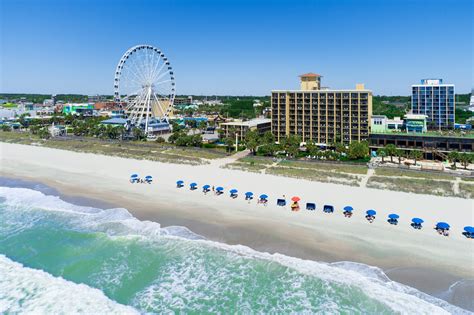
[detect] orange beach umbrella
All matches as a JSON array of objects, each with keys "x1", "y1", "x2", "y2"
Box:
[{"x1": 291, "y1": 196, "x2": 300, "y2": 202}]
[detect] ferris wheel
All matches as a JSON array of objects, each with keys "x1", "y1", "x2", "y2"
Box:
[{"x1": 114, "y1": 45, "x2": 175, "y2": 132}]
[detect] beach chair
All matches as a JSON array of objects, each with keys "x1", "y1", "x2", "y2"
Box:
[
  {"x1": 277, "y1": 199, "x2": 286, "y2": 206},
  {"x1": 388, "y1": 218, "x2": 398, "y2": 225},
  {"x1": 306, "y1": 203, "x2": 316, "y2": 211},
  {"x1": 323, "y1": 205, "x2": 334, "y2": 213}
]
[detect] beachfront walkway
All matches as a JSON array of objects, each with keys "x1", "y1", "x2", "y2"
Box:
[
  {"x1": 359, "y1": 169, "x2": 374, "y2": 188},
  {"x1": 209, "y1": 149, "x2": 251, "y2": 168}
]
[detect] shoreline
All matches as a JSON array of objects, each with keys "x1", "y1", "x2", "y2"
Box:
[
  {"x1": 1, "y1": 175, "x2": 472, "y2": 311},
  {"x1": 1, "y1": 142, "x2": 473, "y2": 311}
]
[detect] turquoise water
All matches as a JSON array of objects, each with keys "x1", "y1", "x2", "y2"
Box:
[{"x1": 0, "y1": 187, "x2": 465, "y2": 314}]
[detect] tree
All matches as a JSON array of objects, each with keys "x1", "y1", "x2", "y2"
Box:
[
  {"x1": 335, "y1": 143, "x2": 347, "y2": 155},
  {"x1": 105, "y1": 125, "x2": 120, "y2": 139},
  {"x1": 198, "y1": 120, "x2": 207, "y2": 131},
  {"x1": 448, "y1": 151, "x2": 459, "y2": 169},
  {"x1": 282, "y1": 134, "x2": 301, "y2": 158},
  {"x1": 18, "y1": 113, "x2": 30, "y2": 128},
  {"x1": 258, "y1": 143, "x2": 277, "y2": 156},
  {"x1": 459, "y1": 152, "x2": 472, "y2": 170},
  {"x1": 409, "y1": 150, "x2": 423, "y2": 166},
  {"x1": 347, "y1": 141, "x2": 369, "y2": 160},
  {"x1": 262, "y1": 131, "x2": 275, "y2": 145},
  {"x1": 305, "y1": 140, "x2": 319, "y2": 157},
  {"x1": 1, "y1": 124, "x2": 12, "y2": 132},
  {"x1": 377, "y1": 148, "x2": 386, "y2": 163},
  {"x1": 175, "y1": 135, "x2": 190, "y2": 146},
  {"x1": 37, "y1": 127, "x2": 50, "y2": 139},
  {"x1": 191, "y1": 134, "x2": 203, "y2": 147},
  {"x1": 384, "y1": 144, "x2": 397, "y2": 163},
  {"x1": 29, "y1": 124, "x2": 41, "y2": 135},
  {"x1": 132, "y1": 127, "x2": 145, "y2": 141},
  {"x1": 395, "y1": 148, "x2": 404, "y2": 164},
  {"x1": 156, "y1": 136, "x2": 165, "y2": 143},
  {"x1": 224, "y1": 137, "x2": 234, "y2": 153},
  {"x1": 245, "y1": 130, "x2": 259, "y2": 155}
]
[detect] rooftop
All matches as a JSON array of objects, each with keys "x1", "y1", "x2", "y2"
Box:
[
  {"x1": 272, "y1": 88, "x2": 371, "y2": 92},
  {"x1": 371, "y1": 130, "x2": 474, "y2": 139},
  {"x1": 299, "y1": 73, "x2": 321, "y2": 78},
  {"x1": 220, "y1": 118, "x2": 271, "y2": 127},
  {"x1": 101, "y1": 118, "x2": 128, "y2": 124}
]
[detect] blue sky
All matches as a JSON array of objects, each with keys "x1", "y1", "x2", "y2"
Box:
[{"x1": 1, "y1": 0, "x2": 472, "y2": 95}]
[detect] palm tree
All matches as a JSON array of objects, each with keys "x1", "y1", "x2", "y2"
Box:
[
  {"x1": 409, "y1": 150, "x2": 423, "y2": 166},
  {"x1": 448, "y1": 151, "x2": 459, "y2": 169},
  {"x1": 459, "y1": 153, "x2": 472, "y2": 170},
  {"x1": 377, "y1": 148, "x2": 386, "y2": 163},
  {"x1": 395, "y1": 149, "x2": 404, "y2": 164},
  {"x1": 384, "y1": 144, "x2": 397, "y2": 163}
]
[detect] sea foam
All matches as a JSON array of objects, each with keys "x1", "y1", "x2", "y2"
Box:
[{"x1": 0, "y1": 254, "x2": 138, "y2": 314}]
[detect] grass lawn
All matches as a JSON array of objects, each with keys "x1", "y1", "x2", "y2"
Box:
[
  {"x1": 461, "y1": 177, "x2": 474, "y2": 182},
  {"x1": 266, "y1": 166, "x2": 361, "y2": 186},
  {"x1": 237, "y1": 156, "x2": 275, "y2": 165},
  {"x1": 0, "y1": 131, "x2": 211, "y2": 165},
  {"x1": 367, "y1": 176, "x2": 456, "y2": 197},
  {"x1": 165, "y1": 147, "x2": 227, "y2": 160},
  {"x1": 277, "y1": 160, "x2": 368, "y2": 175},
  {"x1": 374, "y1": 167, "x2": 457, "y2": 180},
  {"x1": 458, "y1": 183, "x2": 474, "y2": 199},
  {"x1": 222, "y1": 162, "x2": 267, "y2": 173}
]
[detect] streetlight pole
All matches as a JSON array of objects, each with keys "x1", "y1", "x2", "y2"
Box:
[{"x1": 235, "y1": 131, "x2": 238, "y2": 152}]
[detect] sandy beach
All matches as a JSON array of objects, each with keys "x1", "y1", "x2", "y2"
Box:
[{"x1": 1, "y1": 142, "x2": 473, "y2": 309}]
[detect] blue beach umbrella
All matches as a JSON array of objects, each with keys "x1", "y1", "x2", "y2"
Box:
[
  {"x1": 230, "y1": 189, "x2": 238, "y2": 194},
  {"x1": 177, "y1": 180, "x2": 184, "y2": 185},
  {"x1": 412, "y1": 218, "x2": 424, "y2": 224},
  {"x1": 388, "y1": 214, "x2": 399, "y2": 219},
  {"x1": 216, "y1": 187, "x2": 224, "y2": 191},
  {"x1": 259, "y1": 194, "x2": 268, "y2": 199},
  {"x1": 145, "y1": 175, "x2": 153, "y2": 179},
  {"x1": 464, "y1": 226, "x2": 474, "y2": 233},
  {"x1": 245, "y1": 192, "x2": 253, "y2": 197},
  {"x1": 203, "y1": 184, "x2": 210, "y2": 190},
  {"x1": 366, "y1": 210, "x2": 376, "y2": 216},
  {"x1": 464, "y1": 226, "x2": 474, "y2": 235},
  {"x1": 131, "y1": 174, "x2": 138, "y2": 178},
  {"x1": 343, "y1": 206, "x2": 354, "y2": 212},
  {"x1": 190, "y1": 182, "x2": 197, "y2": 187},
  {"x1": 436, "y1": 222, "x2": 450, "y2": 230}
]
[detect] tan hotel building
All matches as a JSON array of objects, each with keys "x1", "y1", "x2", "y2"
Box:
[{"x1": 271, "y1": 73, "x2": 372, "y2": 145}]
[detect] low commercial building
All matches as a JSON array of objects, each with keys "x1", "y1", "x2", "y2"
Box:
[
  {"x1": 101, "y1": 118, "x2": 129, "y2": 128},
  {"x1": 62, "y1": 103, "x2": 94, "y2": 116},
  {"x1": 220, "y1": 118, "x2": 271, "y2": 141},
  {"x1": 405, "y1": 114, "x2": 428, "y2": 133},
  {"x1": 370, "y1": 115, "x2": 388, "y2": 133},
  {"x1": 174, "y1": 96, "x2": 193, "y2": 106},
  {"x1": 370, "y1": 114, "x2": 427, "y2": 133},
  {"x1": 369, "y1": 133, "x2": 474, "y2": 159},
  {"x1": 271, "y1": 73, "x2": 372, "y2": 145}
]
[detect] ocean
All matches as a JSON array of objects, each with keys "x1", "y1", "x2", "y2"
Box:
[{"x1": 0, "y1": 184, "x2": 470, "y2": 314}]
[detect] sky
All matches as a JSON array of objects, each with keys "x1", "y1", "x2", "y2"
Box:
[{"x1": 0, "y1": 0, "x2": 472, "y2": 96}]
